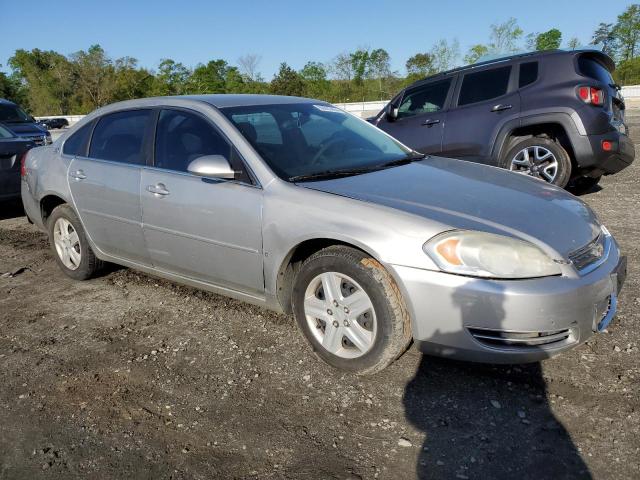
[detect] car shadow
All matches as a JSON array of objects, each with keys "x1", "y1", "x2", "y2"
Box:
[
  {"x1": 403, "y1": 280, "x2": 592, "y2": 479},
  {"x1": 0, "y1": 200, "x2": 25, "y2": 220}
]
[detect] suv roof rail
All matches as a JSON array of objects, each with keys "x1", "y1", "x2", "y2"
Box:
[{"x1": 408, "y1": 47, "x2": 613, "y2": 89}]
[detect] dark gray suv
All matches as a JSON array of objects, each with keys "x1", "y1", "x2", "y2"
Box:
[{"x1": 370, "y1": 49, "x2": 634, "y2": 191}]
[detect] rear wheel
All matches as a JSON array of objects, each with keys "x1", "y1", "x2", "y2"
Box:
[
  {"x1": 292, "y1": 246, "x2": 412, "y2": 375},
  {"x1": 501, "y1": 136, "x2": 572, "y2": 188},
  {"x1": 47, "y1": 204, "x2": 102, "y2": 280}
]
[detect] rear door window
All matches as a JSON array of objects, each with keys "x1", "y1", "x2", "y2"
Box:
[
  {"x1": 63, "y1": 122, "x2": 93, "y2": 156},
  {"x1": 519, "y1": 62, "x2": 539, "y2": 88},
  {"x1": 578, "y1": 56, "x2": 613, "y2": 84},
  {"x1": 397, "y1": 79, "x2": 452, "y2": 119},
  {"x1": 458, "y1": 66, "x2": 512, "y2": 106},
  {"x1": 89, "y1": 110, "x2": 152, "y2": 165}
]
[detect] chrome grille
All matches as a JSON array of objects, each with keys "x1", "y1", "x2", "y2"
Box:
[
  {"x1": 468, "y1": 327, "x2": 573, "y2": 349},
  {"x1": 569, "y1": 233, "x2": 606, "y2": 272}
]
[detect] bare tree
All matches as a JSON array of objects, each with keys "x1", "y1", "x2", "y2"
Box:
[{"x1": 238, "y1": 54, "x2": 262, "y2": 81}]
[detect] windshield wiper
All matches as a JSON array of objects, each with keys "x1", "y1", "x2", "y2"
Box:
[{"x1": 289, "y1": 152, "x2": 427, "y2": 183}]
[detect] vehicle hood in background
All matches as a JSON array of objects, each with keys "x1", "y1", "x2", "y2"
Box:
[
  {"x1": 300, "y1": 157, "x2": 601, "y2": 258},
  {"x1": 5, "y1": 123, "x2": 48, "y2": 136}
]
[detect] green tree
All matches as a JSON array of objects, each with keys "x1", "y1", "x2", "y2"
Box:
[
  {"x1": 368, "y1": 48, "x2": 391, "y2": 98},
  {"x1": 188, "y1": 59, "x2": 230, "y2": 93},
  {"x1": 535, "y1": 29, "x2": 563, "y2": 50},
  {"x1": 70, "y1": 45, "x2": 116, "y2": 111},
  {"x1": 349, "y1": 49, "x2": 370, "y2": 87},
  {"x1": 151, "y1": 59, "x2": 190, "y2": 96},
  {"x1": 566, "y1": 37, "x2": 581, "y2": 50},
  {"x1": 300, "y1": 61, "x2": 330, "y2": 99},
  {"x1": 614, "y1": 57, "x2": 640, "y2": 84},
  {"x1": 270, "y1": 63, "x2": 305, "y2": 96},
  {"x1": 488, "y1": 18, "x2": 523, "y2": 53},
  {"x1": 9, "y1": 48, "x2": 75, "y2": 114},
  {"x1": 592, "y1": 22, "x2": 617, "y2": 57},
  {"x1": 614, "y1": 4, "x2": 640, "y2": 61},
  {"x1": 112, "y1": 57, "x2": 153, "y2": 101},
  {"x1": 405, "y1": 52, "x2": 434, "y2": 81},
  {"x1": 430, "y1": 39, "x2": 460, "y2": 72},
  {"x1": 463, "y1": 44, "x2": 489, "y2": 64}
]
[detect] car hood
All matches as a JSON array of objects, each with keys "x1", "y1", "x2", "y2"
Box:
[
  {"x1": 5, "y1": 122, "x2": 47, "y2": 136},
  {"x1": 300, "y1": 157, "x2": 601, "y2": 258}
]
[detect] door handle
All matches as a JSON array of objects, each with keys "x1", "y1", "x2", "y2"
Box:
[
  {"x1": 69, "y1": 169, "x2": 86, "y2": 180},
  {"x1": 146, "y1": 183, "x2": 170, "y2": 197},
  {"x1": 491, "y1": 104, "x2": 513, "y2": 112},
  {"x1": 422, "y1": 119, "x2": 441, "y2": 126}
]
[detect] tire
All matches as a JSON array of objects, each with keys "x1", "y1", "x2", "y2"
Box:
[
  {"x1": 47, "y1": 204, "x2": 102, "y2": 280},
  {"x1": 500, "y1": 136, "x2": 572, "y2": 188},
  {"x1": 292, "y1": 246, "x2": 412, "y2": 375},
  {"x1": 568, "y1": 175, "x2": 602, "y2": 195}
]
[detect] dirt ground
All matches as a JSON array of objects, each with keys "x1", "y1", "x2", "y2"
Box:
[{"x1": 1, "y1": 118, "x2": 639, "y2": 480}]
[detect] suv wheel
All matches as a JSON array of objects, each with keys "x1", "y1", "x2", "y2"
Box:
[
  {"x1": 501, "y1": 137, "x2": 572, "y2": 187},
  {"x1": 292, "y1": 246, "x2": 412, "y2": 375},
  {"x1": 47, "y1": 204, "x2": 103, "y2": 280}
]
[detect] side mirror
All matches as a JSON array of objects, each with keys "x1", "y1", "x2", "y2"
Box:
[
  {"x1": 385, "y1": 103, "x2": 398, "y2": 122},
  {"x1": 187, "y1": 155, "x2": 235, "y2": 179}
]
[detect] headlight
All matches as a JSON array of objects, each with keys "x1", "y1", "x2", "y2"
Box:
[{"x1": 423, "y1": 230, "x2": 561, "y2": 279}]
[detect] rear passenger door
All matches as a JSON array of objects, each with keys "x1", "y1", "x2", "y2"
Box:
[
  {"x1": 376, "y1": 78, "x2": 453, "y2": 154},
  {"x1": 442, "y1": 65, "x2": 521, "y2": 164},
  {"x1": 67, "y1": 109, "x2": 153, "y2": 265}
]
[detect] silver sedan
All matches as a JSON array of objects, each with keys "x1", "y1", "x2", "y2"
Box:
[{"x1": 21, "y1": 95, "x2": 627, "y2": 374}]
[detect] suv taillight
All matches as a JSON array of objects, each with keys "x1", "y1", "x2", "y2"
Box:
[
  {"x1": 20, "y1": 152, "x2": 28, "y2": 177},
  {"x1": 577, "y1": 86, "x2": 604, "y2": 106}
]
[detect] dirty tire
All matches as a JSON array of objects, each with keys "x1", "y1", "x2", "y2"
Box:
[
  {"x1": 47, "y1": 203, "x2": 102, "y2": 280},
  {"x1": 292, "y1": 245, "x2": 412, "y2": 375},
  {"x1": 500, "y1": 136, "x2": 572, "y2": 188}
]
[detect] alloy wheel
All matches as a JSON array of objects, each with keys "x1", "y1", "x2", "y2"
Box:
[
  {"x1": 53, "y1": 218, "x2": 81, "y2": 270},
  {"x1": 510, "y1": 145, "x2": 559, "y2": 183}
]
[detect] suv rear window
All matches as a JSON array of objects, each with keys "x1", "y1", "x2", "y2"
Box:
[
  {"x1": 89, "y1": 110, "x2": 151, "y2": 165},
  {"x1": 458, "y1": 66, "x2": 511, "y2": 106},
  {"x1": 578, "y1": 56, "x2": 613, "y2": 84},
  {"x1": 519, "y1": 62, "x2": 538, "y2": 88},
  {"x1": 63, "y1": 122, "x2": 93, "y2": 157}
]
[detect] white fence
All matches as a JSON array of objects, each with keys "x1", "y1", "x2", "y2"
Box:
[{"x1": 621, "y1": 85, "x2": 640, "y2": 98}]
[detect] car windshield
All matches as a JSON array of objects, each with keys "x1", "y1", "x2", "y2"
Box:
[
  {"x1": 0, "y1": 104, "x2": 32, "y2": 124},
  {"x1": 221, "y1": 103, "x2": 416, "y2": 181}
]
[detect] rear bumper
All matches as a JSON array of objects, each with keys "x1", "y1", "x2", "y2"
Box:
[
  {"x1": 576, "y1": 130, "x2": 635, "y2": 175},
  {"x1": 390, "y1": 237, "x2": 625, "y2": 363}
]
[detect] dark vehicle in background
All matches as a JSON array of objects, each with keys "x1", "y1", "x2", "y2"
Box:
[
  {"x1": 0, "y1": 123, "x2": 34, "y2": 201},
  {"x1": 370, "y1": 49, "x2": 634, "y2": 191},
  {"x1": 0, "y1": 98, "x2": 52, "y2": 146},
  {"x1": 38, "y1": 117, "x2": 70, "y2": 130}
]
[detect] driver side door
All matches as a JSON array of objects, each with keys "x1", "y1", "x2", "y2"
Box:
[
  {"x1": 140, "y1": 108, "x2": 264, "y2": 296},
  {"x1": 376, "y1": 77, "x2": 454, "y2": 154}
]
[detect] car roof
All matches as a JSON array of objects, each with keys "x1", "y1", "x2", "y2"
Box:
[
  {"x1": 0, "y1": 98, "x2": 18, "y2": 105},
  {"x1": 407, "y1": 48, "x2": 614, "y2": 90}
]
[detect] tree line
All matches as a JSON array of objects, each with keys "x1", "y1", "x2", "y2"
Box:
[{"x1": 1, "y1": 4, "x2": 640, "y2": 115}]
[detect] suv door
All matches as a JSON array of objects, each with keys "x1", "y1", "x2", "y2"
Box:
[
  {"x1": 442, "y1": 64, "x2": 521, "y2": 163},
  {"x1": 67, "y1": 109, "x2": 153, "y2": 265},
  {"x1": 141, "y1": 108, "x2": 264, "y2": 295},
  {"x1": 375, "y1": 77, "x2": 454, "y2": 154}
]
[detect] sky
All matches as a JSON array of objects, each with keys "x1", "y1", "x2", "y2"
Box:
[{"x1": 0, "y1": 0, "x2": 632, "y2": 78}]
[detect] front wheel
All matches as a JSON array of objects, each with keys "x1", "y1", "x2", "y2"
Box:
[
  {"x1": 501, "y1": 137, "x2": 572, "y2": 188},
  {"x1": 292, "y1": 246, "x2": 412, "y2": 375}
]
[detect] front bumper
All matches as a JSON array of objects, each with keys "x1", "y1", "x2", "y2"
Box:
[{"x1": 390, "y1": 239, "x2": 626, "y2": 363}]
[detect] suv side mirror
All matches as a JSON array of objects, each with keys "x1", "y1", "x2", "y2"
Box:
[
  {"x1": 187, "y1": 155, "x2": 236, "y2": 179},
  {"x1": 385, "y1": 103, "x2": 399, "y2": 122}
]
